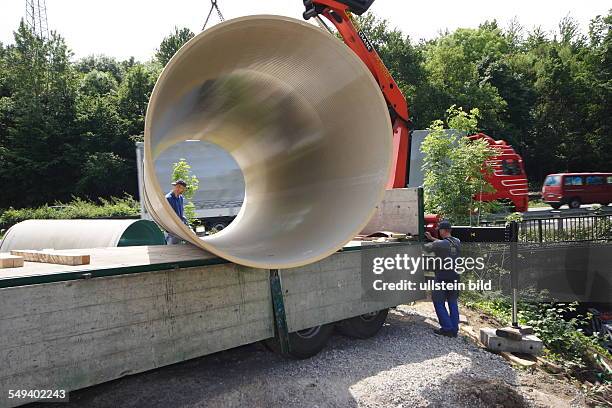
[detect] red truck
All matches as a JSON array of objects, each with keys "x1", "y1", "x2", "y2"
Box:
[
  {"x1": 469, "y1": 133, "x2": 529, "y2": 212},
  {"x1": 411, "y1": 131, "x2": 529, "y2": 213}
]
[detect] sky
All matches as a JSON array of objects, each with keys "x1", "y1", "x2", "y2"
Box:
[{"x1": 1, "y1": 0, "x2": 610, "y2": 61}]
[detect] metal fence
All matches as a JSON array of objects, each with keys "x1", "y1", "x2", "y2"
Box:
[{"x1": 481, "y1": 214, "x2": 612, "y2": 243}]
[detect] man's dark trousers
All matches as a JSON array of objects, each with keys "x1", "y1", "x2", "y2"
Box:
[{"x1": 432, "y1": 281, "x2": 459, "y2": 335}]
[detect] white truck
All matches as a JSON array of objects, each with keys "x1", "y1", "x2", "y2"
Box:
[{"x1": 136, "y1": 140, "x2": 244, "y2": 231}]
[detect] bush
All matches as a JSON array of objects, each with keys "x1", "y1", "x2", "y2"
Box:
[
  {"x1": 421, "y1": 106, "x2": 497, "y2": 225},
  {"x1": 462, "y1": 291, "x2": 612, "y2": 383},
  {"x1": 0, "y1": 195, "x2": 140, "y2": 231}
]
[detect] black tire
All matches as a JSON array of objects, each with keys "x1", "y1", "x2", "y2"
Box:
[
  {"x1": 550, "y1": 203, "x2": 561, "y2": 210},
  {"x1": 336, "y1": 309, "x2": 389, "y2": 339},
  {"x1": 211, "y1": 222, "x2": 228, "y2": 231},
  {"x1": 264, "y1": 323, "x2": 334, "y2": 359},
  {"x1": 569, "y1": 198, "x2": 581, "y2": 209}
]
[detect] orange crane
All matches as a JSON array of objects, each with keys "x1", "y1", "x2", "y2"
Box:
[{"x1": 303, "y1": 0, "x2": 412, "y2": 189}]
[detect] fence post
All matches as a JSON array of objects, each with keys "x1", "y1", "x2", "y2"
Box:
[
  {"x1": 506, "y1": 221, "x2": 520, "y2": 327},
  {"x1": 538, "y1": 219, "x2": 543, "y2": 243}
]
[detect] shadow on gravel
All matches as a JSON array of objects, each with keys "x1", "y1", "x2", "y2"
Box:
[
  {"x1": 422, "y1": 373, "x2": 527, "y2": 408},
  {"x1": 30, "y1": 309, "x2": 519, "y2": 408}
]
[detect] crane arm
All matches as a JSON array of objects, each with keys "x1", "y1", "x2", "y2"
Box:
[{"x1": 303, "y1": 0, "x2": 411, "y2": 188}]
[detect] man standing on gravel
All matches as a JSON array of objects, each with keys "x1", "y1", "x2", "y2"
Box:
[{"x1": 424, "y1": 220, "x2": 461, "y2": 337}]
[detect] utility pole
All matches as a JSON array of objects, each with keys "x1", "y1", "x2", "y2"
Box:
[{"x1": 25, "y1": 0, "x2": 50, "y2": 41}]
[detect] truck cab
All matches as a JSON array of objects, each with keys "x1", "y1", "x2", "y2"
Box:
[{"x1": 469, "y1": 133, "x2": 529, "y2": 212}]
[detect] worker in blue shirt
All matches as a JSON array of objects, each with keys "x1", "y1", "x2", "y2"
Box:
[
  {"x1": 165, "y1": 179, "x2": 189, "y2": 244},
  {"x1": 424, "y1": 220, "x2": 461, "y2": 337}
]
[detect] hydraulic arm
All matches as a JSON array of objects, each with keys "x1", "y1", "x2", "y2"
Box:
[{"x1": 303, "y1": 0, "x2": 411, "y2": 188}]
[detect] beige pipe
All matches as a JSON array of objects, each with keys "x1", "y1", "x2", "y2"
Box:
[
  {"x1": 144, "y1": 15, "x2": 392, "y2": 269},
  {"x1": 0, "y1": 219, "x2": 165, "y2": 251}
]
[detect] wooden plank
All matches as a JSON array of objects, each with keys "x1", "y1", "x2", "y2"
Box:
[
  {"x1": 10, "y1": 250, "x2": 90, "y2": 266},
  {"x1": 496, "y1": 326, "x2": 524, "y2": 341},
  {"x1": 0, "y1": 245, "x2": 218, "y2": 282},
  {"x1": 361, "y1": 188, "x2": 420, "y2": 235},
  {"x1": 0, "y1": 255, "x2": 24, "y2": 269},
  {"x1": 500, "y1": 351, "x2": 537, "y2": 367}
]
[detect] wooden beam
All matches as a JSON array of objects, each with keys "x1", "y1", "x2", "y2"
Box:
[
  {"x1": 500, "y1": 351, "x2": 537, "y2": 367},
  {"x1": 10, "y1": 250, "x2": 90, "y2": 266},
  {"x1": 0, "y1": 254, "x2": 24, "y2": 269}
]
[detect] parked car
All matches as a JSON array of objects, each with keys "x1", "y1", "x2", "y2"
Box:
[{"x1": 541, "y1": 172, "x2": 612, "y2": 209}]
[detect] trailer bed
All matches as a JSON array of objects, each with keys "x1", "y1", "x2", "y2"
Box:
[
  {"x1": 0, "y1": 241, "x2": 425, "y2": 408},
  {"x1": 0, "y1": 241, "x2": 386, "y2": 288}
]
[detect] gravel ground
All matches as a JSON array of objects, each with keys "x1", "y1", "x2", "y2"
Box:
[{"x1": 34, "y1": 303, "x2": 587, "y2": 408}]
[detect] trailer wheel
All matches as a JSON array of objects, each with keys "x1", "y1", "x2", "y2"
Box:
[
  {"x1": 211, "y1": 222, "x2": 228, "y2": 231},
  {"x1": 264, "y1": 323, "x2": 334, "y2": 359},
  {"x1": 550, "y1": 203, "x2": 561, "y2": 210},
  {"x1": 569, "y1": 198, "x2": 581, "y2": 209},
  {"x1": 336, "y1": 309, "x2": 389, "y2": 339}
]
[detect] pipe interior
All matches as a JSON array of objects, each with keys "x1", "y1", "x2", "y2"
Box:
[{"x1": 144, "y1": 15, "x2": 392, "y2": 268}]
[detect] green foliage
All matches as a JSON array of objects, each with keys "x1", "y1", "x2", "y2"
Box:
[
  {"x1": 0, "y1": 195, "x2": 139, "y2": 230},
  {"x1": 520, "y1": 217, "x2": 612, "y2": 242},
  {"x1": 505, "y1": 212, "x2": 524, "y2": 224},
  {"x1": 171, "y1": 159, "x2": 200, "y2": 225},
  {"x1": 421, "y1": 106, "x2": 497, "y2": 224},
  {"x1": 0, "y1": 10, "x2": 611, "y2": 210},
  {"x1": 462, "y1": 292, "x2": 612, "y2": 382},
  {"x1": 156, "y1": 27, "x2": 195, "y2": 66},
  {"x1": 352, "y1": 14, "x2": 427, "y2": 124},
  {"x1": 354, "y1": 11, "x2": 612, "y2": 184},
  {"x1": 0, "y1": 23, "x2": 159, "y2": 209},
  {"x1": 79, "y1": 70, "x2": 118, "y2": 96},
  {"x1": 423, "y1": 23, "x2": 509, "y2": 130},
  {"x1": 117, "y1": 63, "x2": 158, "y2": 140}
]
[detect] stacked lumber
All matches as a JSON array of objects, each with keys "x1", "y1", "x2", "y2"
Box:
[{"x1": 0, "y1": 254, "x2": 24, "y2": 269}]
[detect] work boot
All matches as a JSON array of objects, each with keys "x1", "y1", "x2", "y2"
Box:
[{"x1": 433, "y1": 328, "x2": 456, "y2": 337}]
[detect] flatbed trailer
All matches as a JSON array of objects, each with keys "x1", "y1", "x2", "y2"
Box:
[{"x1": 0, "y1": 241, "x2": 425, "y2": 408}]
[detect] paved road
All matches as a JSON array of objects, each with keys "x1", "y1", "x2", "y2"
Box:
[{"x1": 527, "y1": 204, "x2": 605, "y2": 212}]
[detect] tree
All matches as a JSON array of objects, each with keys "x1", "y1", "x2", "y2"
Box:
[
  {"x1": 421, "y1": 106, "x2": 497, "y2": 224},
  {"x1": 79, "y1": 69, "x2": 118, "y2": 96},
  {"x1": 171, "y1": 159, "x2": 200, "y2": 226},
  {"x1": 75, "y1": 55, "x2": 124, "y2": 83},
  {"x1": 117, "y1": 63, "x2": 158, "y2": 139},
  {"x1": 352, "y1": 13, "x2": 429, "y2": 126},
  {"x1": 0, "y1": 22, "x2": 82, "y2": 208},
  {"x1": 1, "y1": 10, "x2": 611, "y2": 210},
  {"x1": 156, "y1": 27, "x2": 195, "y2": 66},
  {"x1": 422, "y1": 23, "x2": 510, "y2": 131}
]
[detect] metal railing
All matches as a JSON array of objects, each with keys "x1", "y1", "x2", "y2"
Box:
[{"x1": 481, "y1": 214, "x2": 612, "y2": 243}]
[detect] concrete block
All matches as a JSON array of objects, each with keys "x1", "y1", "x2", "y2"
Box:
[{"x1": 480, "y1": 327, "x2": 543, "y2": 355}]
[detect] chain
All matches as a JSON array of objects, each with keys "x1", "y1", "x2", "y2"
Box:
[{"x1": 203, "y1": 0, "x2": 224, "y2": 31}]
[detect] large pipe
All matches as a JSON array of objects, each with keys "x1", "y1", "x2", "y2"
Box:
[
  {"x1": 143, "y1": 15, "x2": 392, "y2": 269},
  {"x1": 0, "y1": 219, "x2": 166, "y2": 251}
]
